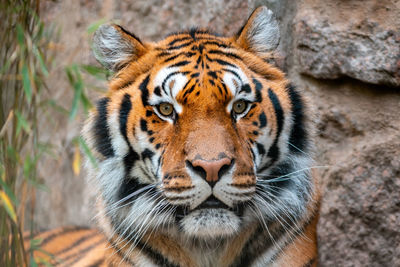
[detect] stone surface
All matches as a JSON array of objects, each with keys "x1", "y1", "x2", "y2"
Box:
[
  {"x1": 318, "y1": 139, "x2": 400, "y2": 266},
  {"x1": 294, "y1": 0, "x2": 400, "y2": 87},
  {"x1": 304, "y1": 76, "x2": 400, "y2": 267},
  {"x1": 34, "y1": 0, "x2": 400, "y2": 266}
]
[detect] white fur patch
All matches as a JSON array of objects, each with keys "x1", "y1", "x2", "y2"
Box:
[
  {"x1": 108, "y1": 109, "x2": 129, "y2": 157},
  {"x1": 150, "y1": 67, "x2": 186, "y2": 119},
  {"x1": 93, "y1": 24, "x2": 135, "y2": 71},
  {"x1": 180, "y1": 209, "x2": 240, "y2": 238},
  {"x1": 247, "y1": 7, "x2": 280, "y2": 53}
]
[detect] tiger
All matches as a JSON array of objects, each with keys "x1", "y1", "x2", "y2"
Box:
[{"x1": 30, "y1": 6, "x2": 320, "y2": 267}]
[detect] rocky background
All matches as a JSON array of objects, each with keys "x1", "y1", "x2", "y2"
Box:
[{"x1": 36, "y1": 0, "x2": 400, "y2": 266}]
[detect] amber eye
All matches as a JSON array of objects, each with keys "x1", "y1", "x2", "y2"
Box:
[
  {"x1": 232, "y1": 100, "x2": 248, "y2": 114},
  {"x1": 158, "y1": 103, "x2": 174, "y2": 117}
]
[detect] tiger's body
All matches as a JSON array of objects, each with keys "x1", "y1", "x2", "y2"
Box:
[{"x1": 31, "y1": 7, "x2": 320, "y2": 267}]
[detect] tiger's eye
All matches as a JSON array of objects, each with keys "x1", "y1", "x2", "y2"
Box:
[
  {"x1": 158, "y1": 103, "x2": 174, "y2": 116},
  {"x1": 232, "y1": 100, "x2": 247, "y2": 114}
]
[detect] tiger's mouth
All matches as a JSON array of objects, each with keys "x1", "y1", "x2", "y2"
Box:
[
  {"x1": 174, "y1": 195, "x2": 246, "y2": 220},
  {"x1": 196, "y1": 195, "x2": 229, "y2": 209}
]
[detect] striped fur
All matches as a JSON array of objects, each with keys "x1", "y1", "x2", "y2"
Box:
[{"x1": 31, "y1": 7, "x2": 320, "y2": 266}]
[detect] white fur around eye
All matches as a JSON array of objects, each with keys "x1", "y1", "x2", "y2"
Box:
[{"x1": 150, "y1": 67, "x2": 186, "y2": 115}]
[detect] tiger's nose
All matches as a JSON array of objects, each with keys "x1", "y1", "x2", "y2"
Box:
[{"x1": 191, "y1": 157, "x2": 232, "y2": 187}]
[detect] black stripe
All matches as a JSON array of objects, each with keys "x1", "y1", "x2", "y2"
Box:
[
  {"x1": 182, "y1": 84, "x2": 196, "y2": 98},
  {"x1": 252, "y1": 78, "x2": 263, "y2": 103},
  {"x1": 141, "y1": 149, "x2": 154, "y2": 160},
  {"x1": 94, "y1": 98, "x2": 115, "y2": 157},
  {"x1": 231, "y1": 224, "x2": 279, "y2": 267},
  {"x1": 164, "y1": 53, "x2": 181, "y2": 62},
  {"x1": 256, "y1": 142, "x2": 266, "y2": 155},
  {"x1": 164, "y1": 52, "x2": 196, "y2": 63},
  {"x1": 168, "y1": 37, "x2": 191, "y2": 46},
  {"x1": 139, "y1": 75, "x2": 150, "y2": 107},
  {"x1": 207, "y1": 71, "x2": 218, "y2": 79},
  {"x1": 118, "y1": 173, "x2": 148, "y2": 203},
  {"x1": 221, "y1": 83, "x2": 228, "y2": 95},
  {"x1": 233, "y1": 208, "x2": 317, "y2": 267},
  {"x1": 287, "y1": 85, "x2": 308, "y2": 154},
  {"x1": 267, "y1": 89, "x2": 284, "y2": 164},
  {"x1": 207, "y1": 49, "x2": 241, "y2": 60},
  {"x1": 116, "y1": 25, "x2": 143, "y2": 44},
  {"x1": 259, "y1": 112, "x2": 267, "y2": 128},
  {"x1": 239, "y1": 84, "x2": 251, "y2": 93},
  {"x1": 168, "y1": 41, "x2": 193, "y2": 50},
  {"x1": 262, "y1": 161, "x2": 293, "y2": 191},
  {"x1": 54, "y1": 231, "x2": 99, "y2": 256},
  {"x1": 39, "y1": 227, "x2": 88, "y2": 247},
  {"x1": 169, "y1": 60, "x2": 191, "y2": 68},
  {"x1": 202, "y1": 41, "x2": 228, "y2": 48},
  {"x1": 123, "y1": 149, "x2": 140, "y2": 173},
  {"x1": 161, "y1": 71, "x2": 180, "y2": 94},
  {"x1": 135, "y1": 241, "x2": 180, "y2": 267},
  {"x1": 60, "y1": 238, "x2": 106, "y2": 266},
  {"x1": 140, "y1": 119, "x2": 148, "y2": 132},
  {"x1": 146, "y1": 110, "x2": 153, "y2": 117},
  {"x1": 222, "y1": 68, "x2": 242, "y2": 82},
  {"x1": 154, "y1": 86, "x2": 161, "y2": 96},
  {"x1": 157, "y1": 51, "x2": 171, "y2": 57},
  {"x1": 119, "y1": 94, "x2": 132, "y2": 144},
  {"x1": 213, "y1": 59, "x2": 236, "y2": 68},
  {"x1": 119, "y1": 80, "x2": 134, "y2": 90}
]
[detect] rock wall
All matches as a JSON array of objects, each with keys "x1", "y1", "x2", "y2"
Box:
[{"x1": 37, "y1": 0, "x2": 400, "y2": 265}]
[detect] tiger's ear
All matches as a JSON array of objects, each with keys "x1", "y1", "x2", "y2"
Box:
[
  {"x1": 92, "y1": 24, "x2": 147, "y2": 72},
  {"x1": 235, "y1": 6, "x2": 280, "y2": 57}
]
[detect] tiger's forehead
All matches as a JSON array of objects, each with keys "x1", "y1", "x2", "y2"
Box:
[{"x1": 148, "y1": 32, "x2": 255, "y2": 106}]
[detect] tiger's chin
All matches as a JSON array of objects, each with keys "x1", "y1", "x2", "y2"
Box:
[{"x1": 180, "y1": 208, "x2": 241, "y2": 239}]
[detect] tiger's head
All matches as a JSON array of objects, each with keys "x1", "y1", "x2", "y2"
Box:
[{"x1": 84, "y1": 7, "x2": 313, "y2": 241}]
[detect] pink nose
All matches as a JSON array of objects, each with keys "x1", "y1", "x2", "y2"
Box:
[{"x1": 192, "y1": 158, "x2": 232, "y2": 183}]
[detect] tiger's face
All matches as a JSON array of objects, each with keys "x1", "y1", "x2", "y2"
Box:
[{"x1": 85, "y1": 7, "x2": 312, "y2": 241}]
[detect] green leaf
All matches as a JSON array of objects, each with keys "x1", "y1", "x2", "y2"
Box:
[
  {"x1": 78, "y1": 137, "x2": 97, "y2": 168},
  {"x1": 22, "y1": 63, "x2": 33, "y2": 102},
  {"x1": 6, "y1": 146, "x2": 18, "y2": 163},
  {"x1": 69, "y1": 87, "x2": 81, "y2": 120},
  {"x1": 34, "y1": 21, "x2": 44, "y2": 42},
  {"x1": 23, "y1": 155, "x2": 33, "y2": 178},
  {"x1": 0, "y1": 178, "x2": 18, "y2": 205},
  {"x1": 66, "y1": 65, "x2": 84, "y2": 120},
  {"x1": 44, "y1": 100, "x2": 69, "y2": 115},
  {"x1": 33, "y1": 45, "x2": 49, "y2": 76},
  {"x1": 30, "y1": 255, "x2": 38, "y2": 267},
  {"x1": 15, "y1": 110, "x2": 31, "y2": 134},
  {"x1": 80, "y1": 92, "x2": 92, "y2": 114},
  {"x1": 0, "y1": 59, "x2": 11, "y2": 74},
  {"x1": 27, "y1": 177, "x2": 49, "y2": 192},
  {"x1": 0, "y1": 190, "x2": 17, "y2": 223},
  {"x1": 16, "y1": 23, "x2": 25, "y2": 46},
  {"x1": 30, "y1": 238, "x2": 43, "y2": 248},
  {"x1": 81, "y1": 64, "x2": 109, "y2": 80},
  {"x1": 87, "y1": 18, "x2": 108, "y2": 34}
]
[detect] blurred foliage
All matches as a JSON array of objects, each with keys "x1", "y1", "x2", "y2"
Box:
[
  {"x1": 66, "y1": 19, "x2": 111, "y2": 176},
  {"x1": 0, "y1": 0, "x2": 55, "y2": 266},
  {"x1": 0, "y1": 0, "x2": 108, "y2": 264}
]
